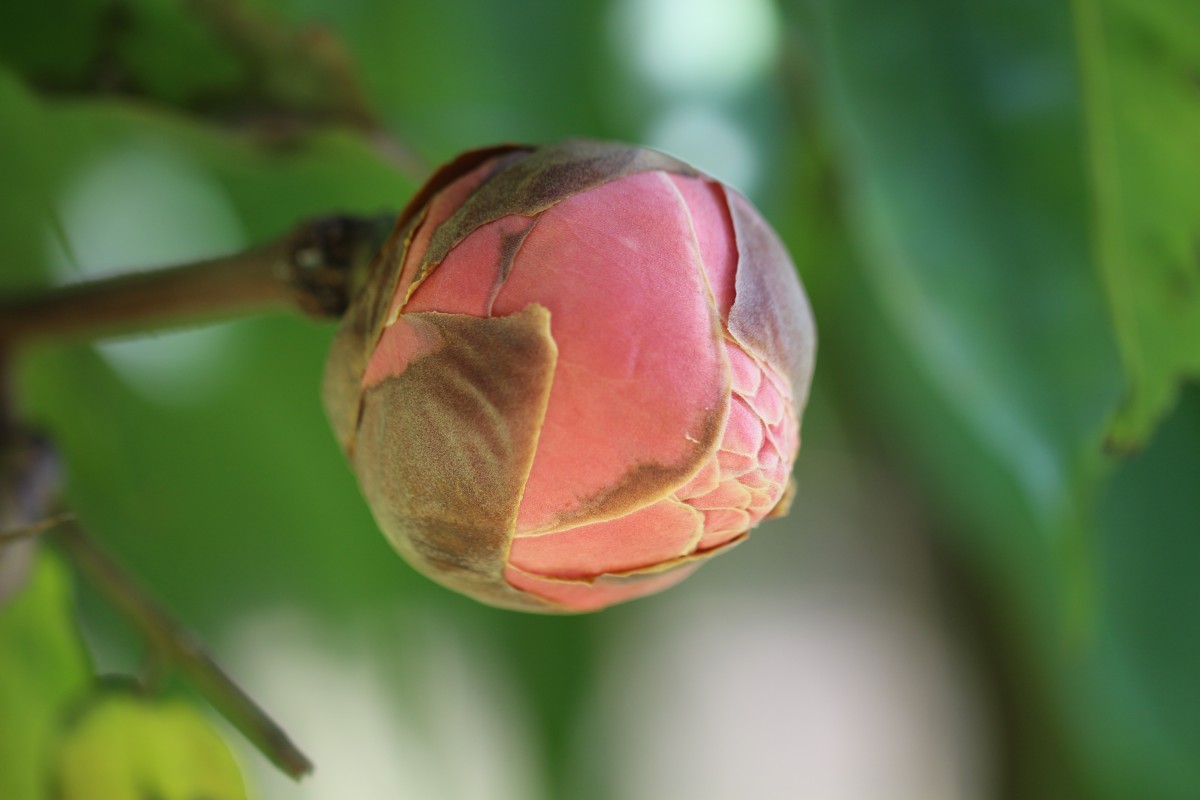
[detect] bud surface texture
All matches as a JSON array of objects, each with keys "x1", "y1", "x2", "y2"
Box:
[{"x1": 325, "y1": 140, "x2": 815, "y2": 612}]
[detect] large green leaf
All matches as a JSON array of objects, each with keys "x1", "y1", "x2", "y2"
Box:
[
  {"x1": 790, "y1": 2, "x2": 1200, "y2": 797},
  {"x1": 1073, "y1": 0, "x2": 1200, "y2": 450},
  {"x1": 51, "y1": 689, "x2": 249, "y2": 800},
  {"x1": 1070, "y1": 386, "x2": 1200, "y2": 798},
  {"x1": 796, "y1": 0, "x2": 1121, "y2": 584},
  {"x1": 0, "y1": 551, "x2": 91, "y2": 800}
]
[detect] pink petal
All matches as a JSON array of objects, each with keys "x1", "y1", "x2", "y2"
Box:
[
  {"x1": 698, "y1": 529, "x2": 747, "y2": 551},
  {"x1": 717, "y1": 450, "x2": 757, "y2": 481},
  {"x1": 668, "y1": 175, "x2": 737, "y2": 319},
  {"x1": 404, "y1": 215, "x2": 536, "y2": 317},
  {"x1": 509, "y1": 499, "x2": 703, "y2": 579},
  {"x1": 392, "y1": 160, "x2": 499, "y2": 317},
  {"x1": 492, "y1": 171, "x2": 727, "y2": 532},
  {"x1": 701, "y1": 507, "x2": 749, "y2": 533},
  {"x1": 725, "y1": 189, "x2": 816, "y2": 400},
  {"x1": 699, "y1": 508, "x2": 750, "y2": 548},
  {"x1": 757, "y1": 438, "x2": 782, "y2": 472},
  {"x1": 750, "y1": 371, "x2": 786, "y2": 428},
  {"x1": 721, "y1": 395, "x2": 765, "y2": 457},
  {"x1": 726, "y1": 340, "x2": 763, "y2": 398},
  {"x1": 361, "y1": 315, "x2": 442, "y2": 388},
  {"x1": 504, "y1": 563, "x2": 699, "y2": 612},
  {"x1": 745, "y1": 488, "x2": 781, "y2": 517},
  {"x1": 674, "y1": 457, "x2": 721, "y2": 501},
  {"x1": 687, "y1": 480, "x2": 752, "y2": 512}
]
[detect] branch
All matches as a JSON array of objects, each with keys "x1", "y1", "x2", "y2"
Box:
[
  {"x1": 0, "y1": 512, "x2": 75, "y2": 545},
  {"x1": 0, "y1": 212, "x2": 394, "y2": 349},
  {"x1": 0, "y1": 239, "x2": 334, "y2": 777},
  {"x1": 55, "y1": 521, "x2": 314, "y2": 780}
]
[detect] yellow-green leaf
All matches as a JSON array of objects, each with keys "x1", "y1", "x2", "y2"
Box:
[
  {"x1": 52, "y1": 691, "x2": 250, "y2": 800},
  {"x1": 0, "y1": 550, "x2": 90, "y2": 800},
  {"x1": 1074, "y1": 0, "x2": 1200, "y2": 449}
]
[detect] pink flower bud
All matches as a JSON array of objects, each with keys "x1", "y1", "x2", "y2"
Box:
[{"x1": 324, "y1": 140, "x2": 815, "y2": 612}]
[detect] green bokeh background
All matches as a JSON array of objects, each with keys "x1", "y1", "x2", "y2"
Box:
[{"x1": 2, "y1": 1, "x2": 1198, "y2": 798}]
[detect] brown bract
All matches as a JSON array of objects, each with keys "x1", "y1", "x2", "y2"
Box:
[{"x1": 352, "y1": 307, "x2": 559, "y2": 611}]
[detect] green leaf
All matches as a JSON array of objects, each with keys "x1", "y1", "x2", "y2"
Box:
[
  {"x1": 1069, "y1": 386, "x2": 1200, "y2": 798},
  {"x1": 0, "y1": 550, "x2": 91, "y2": 800},
  {"x1": 254, "y1": 0, "x2": 612, "y2": 158},
  {"x1": 790, "y1": 2, "x2": 1200, "y2": 796},
  {"x1": 797, "y1": 0, "x2": 1121, "y2": 578},
  {"x1": 51, "y1": 690, "x2": 249, "y2": 800},
  {"x1": 1073, "y1": 0, "x2": 1200, "y2": 450},
  {"x1": 0, "y1": 0, "x2": 371, "y2": 131},
  {"x1": 0, "y1": 1, "x2": 105, "y2": 88}
]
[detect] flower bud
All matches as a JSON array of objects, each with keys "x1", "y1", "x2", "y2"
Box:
[{"x1": 324, "y1": 139, "x2": 815, "y2": 612}]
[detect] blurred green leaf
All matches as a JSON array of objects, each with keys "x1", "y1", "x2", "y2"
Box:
[
  {"x1": 254, "y1": 0, "x2": 613, "y2": 158},
  {"x1": 110, "y1": 0, "x2": 248, "y2": 107},
  {"x1": 790, "y1": 2, "x2": 1200, "y2": 797},
  {"x1": 1074, "y1": 0, "x2": 1200, "y2": 450},
  {"x1": 796, "y1": 0, "x2": 1121, "y2": 582},
  {"x1": 52, "y1": 689, "x2": 249, "y2": 800},
  {"x1": 1070, "y1": 386, "x2": 1200, "y2": 798},
  {"x1": 0, "y1": 1, "x2": 105, "y2": 88},
  {"x1": 0, "y1": 0, "x2": 247, "y2": 110},
  {"x1": 0, "y1": 0, "x2": 382, "y2": 136},
  {"x1": 0, "y1": 550, "x2": 90, "y2": 800}
]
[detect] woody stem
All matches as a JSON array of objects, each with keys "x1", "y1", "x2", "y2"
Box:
[{"x1": 0, "y1": 213, "x2": 394, "y2": 349}]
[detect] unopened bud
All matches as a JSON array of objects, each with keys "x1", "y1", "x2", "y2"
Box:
[{"x1": 324, "y1": 139, "x2": 815, "y2": 612}]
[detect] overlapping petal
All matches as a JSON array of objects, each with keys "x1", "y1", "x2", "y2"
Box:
[{"x1": 324, "y1": 140, "x2": 814, "y2": 612}]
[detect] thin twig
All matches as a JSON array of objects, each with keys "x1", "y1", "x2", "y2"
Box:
[
  {"x1": 0, "y1": 512, "x2": 75, "y2": 545},
  {"x1": 368, "y1": 129, "x2": 432, "y2": 184},
  {"x1": 55, "y1": 521, "x2": 314, "y2": 780}
]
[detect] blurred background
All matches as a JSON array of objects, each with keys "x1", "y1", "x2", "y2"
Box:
[{"x1": 1, "y1": 0, "x2": 1198, "y2": 798}]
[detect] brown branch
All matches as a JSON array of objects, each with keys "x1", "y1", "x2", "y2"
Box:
[
  {"x1": 0, "y1": 400, "x2": 317, "y2": 780},
  {"x1": 55, "y1": 521, "x2": 314, "y2": 780},
  {"x1": 0, "y1": 512, "x2": 75, "y2": 545},
  {"x1": 0, "y1": 212, "x2": 394, "y2": 349},
  {"x1": 0, "y1": 207, "x2": 390, "y2": 778}
]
